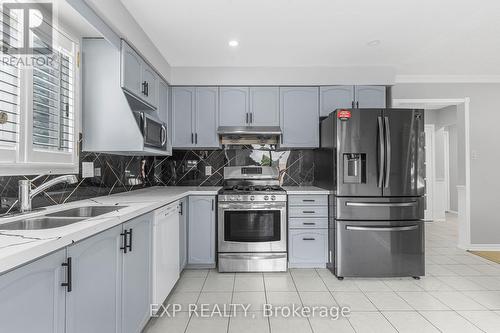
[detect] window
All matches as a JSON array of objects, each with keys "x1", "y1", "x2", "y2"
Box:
[{"x1": 0, "y1": 10, "x2": 79, "y2": 176}]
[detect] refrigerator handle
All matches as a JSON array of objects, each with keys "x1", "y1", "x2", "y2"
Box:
[
  {"x1": 377, "y1": 116, "x2": 385, "y2": 188},
  {"x1": 384, "y1": 116, "x2": 391, "y2": 188}
]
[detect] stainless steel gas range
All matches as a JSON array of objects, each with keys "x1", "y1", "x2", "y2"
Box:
[{"x1": 217, "y1": 166, "x2": 287, "y2": 272}]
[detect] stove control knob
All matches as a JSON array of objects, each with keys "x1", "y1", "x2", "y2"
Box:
[
  {"x1": 271, "y1": 195, "x2": 276, "y2": 201},
  {"x1": 250, "y1": 195, "x2": 255, "y2": 201},
  {"x1": 264, "y1": 195, "x2": 269, "y2": 200}
]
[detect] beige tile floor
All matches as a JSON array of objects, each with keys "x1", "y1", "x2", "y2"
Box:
[{"x1": 144, "y1": 214, "x2": 500, "y2": 333}]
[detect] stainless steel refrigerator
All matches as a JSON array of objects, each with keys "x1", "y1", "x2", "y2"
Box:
[{"x1": 315, "y1": 108, "x2": 425, "y2": 278}]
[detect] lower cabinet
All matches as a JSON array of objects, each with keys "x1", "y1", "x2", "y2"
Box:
[
  {"x1": 66, "y1": 225, "x2": 123, "y2": 333},
  {"x1": 122, "y1": 214, "x2": 152, "y2": 333},
  {"x1": 288, "y1": 229, "x2": 328, "y2": 267},
  {"x1": 0, "y1": 249, "x2": 66, "y2": 333},
  {"x1": 179, "y1": 197, "x2": 188, "y2": 271},
  {"x1": 188, "y1": 195, "x2": 216, "y2": 267}
]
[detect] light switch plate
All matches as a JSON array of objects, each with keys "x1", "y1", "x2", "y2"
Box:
[
  {"x1": 82, "y1": 162, "x2": 94, "y2": 178},
  {"x1": 94, "y1": 167, "x2": 101, "y2": 177},
  {"x1": 205, "y1": 166, "x2": 212, "y2": 176}
]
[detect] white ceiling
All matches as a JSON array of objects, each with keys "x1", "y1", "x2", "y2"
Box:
[{"x1": 120, "y1": 0, "x2": 500, "y2": 75}]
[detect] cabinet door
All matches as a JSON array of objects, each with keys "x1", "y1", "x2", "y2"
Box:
[
  {"x1": 250, "y1": 87, "x2": 279, "y2": 126},
  {"x1": 188, "y1": 196, "x2": 216, "y2": 265},
  {"x1": 121, "y1": 40, "x2": 142, "y2": 97},
  {"x1": 280, "y1": 87, "x2": 319, "y2": 148},
  {"x1": 171, "y1": 87, "x2": 196, "y2": 148},
  {"x1": 219, "y1": 87, "x2": 249, "y2": 127},
  {"x1": 179, "y1": 198, "x2": 188, "y2": 272},
  {"x1": 66, "y1": 225, "x2": 122, "y2": 333},
  {"x1": 158, "y1": 80, "x2": 171, "y2": 155},
  {"x1": 355, "y1": 85, "x2": 386, "y2": 108},
  {"x1": 122, "y1": 214, "x2": 152, "y2": 333},
  {"x1": 0, "y1": 250, "x2": 66, "y2": 333},
  {"x1": 289, "y1": 229, "x2": 328, "y2": 267},
  {"x1": 195, "y1": 87, "x2": 220, "y2": 148},
  {"x1": 142, "y1": 64, "x2": 159, "y2": 108},
  {"x1": 320, "y1": 86, "x2": 354, "y2": 117}
]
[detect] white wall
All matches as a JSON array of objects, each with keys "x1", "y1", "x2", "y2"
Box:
[
  {"x1": 447, "y1": 125, "x2": 459, "y2": 211},
  {"x1": 393, "y1": 83, "x2": 498, "y2": 245}
]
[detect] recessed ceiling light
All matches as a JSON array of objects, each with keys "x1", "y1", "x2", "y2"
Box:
[
  {"x1": 228, "y1": 40, "x2": 239, "y2": 47},
  {"x1": 367, "y1": 39, "x2": 381, "y2": 47}
]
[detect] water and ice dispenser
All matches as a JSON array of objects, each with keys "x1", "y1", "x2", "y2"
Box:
[{"x1": 343, "y1": 153, "x2": 366, "y2": 184}]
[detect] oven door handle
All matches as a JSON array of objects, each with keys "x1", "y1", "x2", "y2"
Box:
[
  {"x1": 218, "y1": 203, "x2": 286, "y2": 209},
  {"x1": 220, "y1": 254, "x2": 287, "y2": 260}
]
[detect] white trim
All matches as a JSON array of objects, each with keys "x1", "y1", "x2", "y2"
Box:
[
  {"x1": 395, "y1": 75, "x2": 500, "y2": 84},
  {"x1": 424, "y1": 124, "x2": 435, "y2": 221},
  {"x1": 443, "y1": 130, "x2": 451, "y2": 211},
  {"x1": 467, "y1": 245, "x2": 500, "y2": 251},
  {"x1": 393, "y1": 98, "x2": 471, "y2": 249}
]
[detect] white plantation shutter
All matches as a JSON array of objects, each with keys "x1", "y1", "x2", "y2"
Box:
[{"x1": 0, "y1": 62, "x2": 20, "y2": 145}]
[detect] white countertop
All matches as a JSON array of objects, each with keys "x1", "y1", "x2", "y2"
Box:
[
  {"x1": 0, "y1": 186, "x2": 220, "y2": 274},
  {"x1": 283, "y1": 186, "x2": 331, "y2": 195}
]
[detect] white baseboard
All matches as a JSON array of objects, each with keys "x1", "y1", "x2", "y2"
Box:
[
  {"x1": 466, "y1": 244, "x2": 500, "y2": 251},
  {"x1": 288, "y1": 263, "x2": 327, "y2": 269}
]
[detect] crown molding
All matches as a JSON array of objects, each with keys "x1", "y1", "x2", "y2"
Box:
[{"x1": 395, "y1": 75, "x2": 500, "y2": 83}]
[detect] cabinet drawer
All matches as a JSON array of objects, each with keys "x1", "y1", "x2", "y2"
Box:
[
  {"x1": 289, "y1": 218, "x2": 328, "y2": 229},
  {"x1": 289, "y1": 206, "x2": 328, "y2": 218},
  {"x1": 289, "y1": 229, "x2": 328, "y2": 266},
  {"x1": 288, "y1": 195, "x2": 328, "y2": 206}
]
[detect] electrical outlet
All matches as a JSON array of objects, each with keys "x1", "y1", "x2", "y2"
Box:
[
  {"x1": 82, "y1": 162, "x2": 94, "y2": 178},
  {"x1": 94, "y1": 167, "x2": 101, "y2": 177},
  {"x1": 205, "y1": 166, "x2": 212, "y2": 176}
]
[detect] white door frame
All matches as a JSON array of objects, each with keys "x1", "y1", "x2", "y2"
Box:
[
  {"x1": 393, "y1": 98, "x2": 471, "y2": 249},
  {"x1": 443, "y1": 129, "x2": 451, "y2": 212},
  {"x1": 424, "y1": 124, "x2": 435, "y2": 221}
]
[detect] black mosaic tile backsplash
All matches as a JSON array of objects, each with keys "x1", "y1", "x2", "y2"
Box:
[{"x1": 0, "y1": 146, "x2": 315, "y2": 215}]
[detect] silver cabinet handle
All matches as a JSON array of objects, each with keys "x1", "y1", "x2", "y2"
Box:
[
  {"x1": 250, "y1": 113, "x2": 253, "y2": 123},
  {"x1": 384, "y1": 116, "x2": 391, "y2": 188},
  {"x1": 191, "y1": 133, "x2": 194, "y2": 144},
  {"x1": 303, "y1": 222, "x2": 316, "y2": 225},
  {"x1": 195, "y1": 133, "x2": 198, "y2": 144},
  {"x1": 346, "y1": 225, "x2": 418, "y2": 232},
  {"x1": 302, "y1": 237, "x2": 316, "y2": 241},
  {"x1": 302, "y1": 211, "x2": 315, "y2": 214},
  {"x1": 378, "y1": 116, "x2": 385, "y2": 188},
  {"x1": 302, "y1": 199, "x2": 315, "y2": 202},
  {"x1": 345, "y1": 201, "x2": 417, "y2": 207},
  {"x1": 246, "y1": 113, "x2": 249, "y2": 124}
]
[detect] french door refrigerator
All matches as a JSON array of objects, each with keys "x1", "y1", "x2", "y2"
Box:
[{"x1": 315, "y1": 108, "x2": 425, "y2": 278}]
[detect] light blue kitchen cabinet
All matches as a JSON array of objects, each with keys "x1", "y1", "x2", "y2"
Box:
[
  {"x1": 195, "y1": 87, "x2": 220, "y2": 148},
  {"x1": 179, "y1": 197, "x2": 188, "y2": 272},
  {"x1": 171, "y1": 87, "x2": 219, "y2": 149},
  {"x1": 171, "y1": 87, "x2": 196, "y2": 148},
  {"x1": 121, "y1": 40, "x2": 142, "y2": 98},
  {"x1": 158, "y1": 80, "x2": 172, "y2": 155},
  {"x1": 122, "y1": 214, "x2": 152, "y2": 333},
  {"x1": 0, "y1": 249, "x2": 66, "y2": 333},
  {"x1": 188, "y1": 195, "x2": 216, "y2": 267},
  {"x1": 219, "y1": 87, "x2": 249, "y2": 127},
  {"x1": 288, "y1": 229, "x2": 328, "y2": 267},
  {"x1": 320, "y1": 86, "x2": 355, "y2": 117},
  {"x1": 279, "y1": 87, "x2": 319, "y2": 148},
  {"x1": 250, "y1": 87, "x2": 280, "y2": 126},
  {"x1": 355, "y1": 85, "x2": 386, "y2": 108},
  {"x1": 66, "y1": 225, "x2": 123, "y2": 333},
  {"x1": 142, "y1": 63, "x2": 159, "y2": 108}
]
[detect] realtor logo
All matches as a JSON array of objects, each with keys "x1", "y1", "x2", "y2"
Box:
[{"x1": 2, "y1": 2, "x2": 53, "y2": 55}]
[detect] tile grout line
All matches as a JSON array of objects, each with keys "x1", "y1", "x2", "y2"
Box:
[
  {"x1": 262, "y1": 272, "x2": 272, "y2": 333},
  {"x1": 183, "y1": 270, "x2": 209, "y2": 333}
]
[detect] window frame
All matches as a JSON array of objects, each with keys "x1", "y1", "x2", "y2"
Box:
[{"x1": 0, "y1": 25, "x2": 80, "y2": 176}]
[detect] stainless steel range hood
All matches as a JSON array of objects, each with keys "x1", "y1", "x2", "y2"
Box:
[{"x1": 217, "y1": 126, "x2": 282, "y2": 145}]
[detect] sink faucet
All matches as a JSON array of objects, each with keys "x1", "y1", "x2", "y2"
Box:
[{"x1": 18, "y1": 175, "x2": 79, "y2": 212}]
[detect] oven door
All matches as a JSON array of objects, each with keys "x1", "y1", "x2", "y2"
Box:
[{"x1": 218, "y1": 202, "x2": 287, "y2": 252}]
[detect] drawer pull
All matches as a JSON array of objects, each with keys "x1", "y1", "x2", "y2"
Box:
[
  {"x1": 303, "y1": 222, "x2": 316, "y2": 225},
  {"x1": 303, "y1": 211, "x2": 315, "y2": 214},
  {"x1": 302, "y1": 237, "x2": 316, "y2": 241},
  {"x1": 346, "y1": 225, "x2": 418, "y2": 232},
  {"x1": 303, "y1": 199, "x2": 315, "y2": 202},
  {"x1": 345, "y1": 201, "x2": 417, "y2": 207}
]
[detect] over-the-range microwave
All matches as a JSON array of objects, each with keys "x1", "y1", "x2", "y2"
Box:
[{"x1": 135, "y1": 111, "x2": 167, "y2": 150}]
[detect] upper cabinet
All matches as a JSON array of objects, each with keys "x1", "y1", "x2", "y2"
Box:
[
  {"x1": 219, "y1": 87, "x2": 249, "y2": 127},
  {"x1": 320, "y1": 85, "x2": 386, "y2": 117},
  {"x1": 280, "y1": 87, "x2": 319, "y2": 148},
  {"x1": 171, "y1": 87, "x2": 219, "y2": 149},
  {"x1": 250, "y1": 87, "x2": 280, "y2": 126},
  {"x1": 120, "y1": 40, "x2": 158, "y2": 110},
  {"x1": 355, "y1": 85, "x2": 386, "y2": 108},
  {"x1": 219, "y1": 86, "x2": 280, "y2": 127},
  {"x1": 320, "y1": 86, "x2": 355, "y2": 117}
]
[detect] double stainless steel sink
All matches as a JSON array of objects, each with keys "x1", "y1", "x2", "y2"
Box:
[{"x1": 0, "y1": 206, "x2": 127, "y2": 230}]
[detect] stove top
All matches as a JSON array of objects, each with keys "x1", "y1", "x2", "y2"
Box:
[{"x1": 221, "y1": 184, "x2": 285, "y2": 194}]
